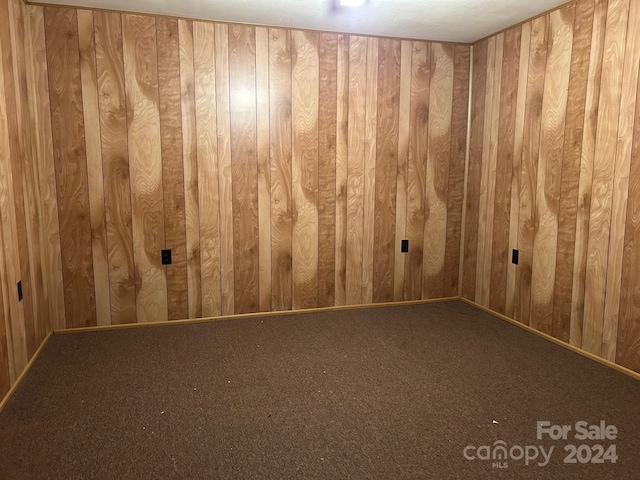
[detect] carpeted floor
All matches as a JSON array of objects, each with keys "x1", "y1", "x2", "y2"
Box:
[{"x1": 0, "y1": 301, "x2": 638, "y2": 479}]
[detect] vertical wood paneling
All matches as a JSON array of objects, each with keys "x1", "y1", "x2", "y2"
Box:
[
  {"x1": 444, "y1": 45, "x2": 470, "y2": 298},
  {"x1": 570, "y1": 0, "x2": 608, "y2": 346},
  {"x1": 345, "y1": 35, "x2": 367, "y2": 305},
  {"x1": 602, "y1": 0, "x2": 640, "y2": 361},
  {"x1": 78, "y1": 10, "x2": 111, "y2": 327},
  {"x1": 334, "y1": 34, "x2": 349, "y2": 306},
  {"x1": 178, "y1": 19, "x2": 202, "y2": 319},
  {"x1": 291, "y1": 30, "x2": 319, "y2": 310},
  {"x1": 582, "y1": 0, "x2": 629, "y2": 356},
  {"x1": 552, "y1": 0, "x2": 595, "y2": 342},
  {"x1": 95, "y1": 11, "x2": 136, "y2": 325},
  {"x1": 193, "y1": 21, "x2": 221, "y2": 317},
  {"x1": 514, "y1": 17, "x2": 548, "y2": 324},
  {"x1": 424, "y1": 42, "x2": 454, "y2": 301},
  {"x1": 362, "y1": 37, "x2": 379, "y2": 304},
  {"x1": 230, "y1": 25, "x2": 260, "y2": 314},
  {"x1": 215, "y1": 23, "x2": 235, "y2": 316},
  {"x1": 462, "y1": 40, "x2": 487, "y2": 301},
  {"x1": 269, "y1": 28, "x2": 292, "y2": 311},
  {"x1": 530, "y1": 6, "x2": 575, "y2": 334},
  {"x1": 122, "y1": 14, "x2": 168, "y2": 323},
  {"x1": 393, "y1": 40, "x2": 410, "y2": 301},
  {"x1": 157, "y1": 17, "x2": 188, "y2": 321},
  {"x1": 489, "y1": 28, "x2": 520, "y2": 314},
  {"x1": 44, "y1": 7, "x2": 97, "y2": 328},
  {"x1": 373, "y1": 38, "x2": 401, "y2": 303},
  {"x1": 404, "y1": 41, "x2": 429, "y2": 301},
  {"x1": 256, "y1": 27, "x2": 271, "y2": 312},
  {"x1": 317, "y1": 33, "x2": 338, "y2": 307}
]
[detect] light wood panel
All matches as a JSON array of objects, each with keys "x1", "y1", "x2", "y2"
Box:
[
  {"x1": 291, "y1": 30, "x2": 319, "y2": 310},
  {"x1": 122, "y1": 14, "x2": 168, "y2": 323},
  {"x1": 193, "y1": 21, "x2": 221, "y2": 318},
  {"x1": 465, "y1": 0, "x2": 640, "y2": 374}
]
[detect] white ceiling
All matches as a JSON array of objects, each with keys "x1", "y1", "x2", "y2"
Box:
[{"x1": 34, "y1": 0, "x2": 571, "y2": 43}]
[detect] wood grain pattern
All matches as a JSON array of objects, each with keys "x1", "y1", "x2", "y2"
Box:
[
  {"x1": 0, "y1": 222, "x2": 10, "y2": 396},
  {"x1": 461, "y1": 40, "x2": 487, "y2": 301},
  {"x1": 269, "y1": 28, "x2": 292, "y2": 311},
  {"x1": 256, "y1": 27, "x2": 271, "y2": 312},
  {"x1": 514, "y1": 17, "x2": 548, "y2": 324},
  {"x1": 317, "y1": 33, "x2": 338, "y2": 308},
  {"x1": 582, "y1": 0, "x2": 629, "y2": 356},
  {"x1": 552, "y1": 0, "x2": 594, "y2": 342},
  {"x1": 94, "y1": 11, "x2": 136, "y2": 325},
  {"x1": 178, "y1": 19, "x2": 202, "y2": 319},
  {"x1": 373, "y1": 38, "x2": 400, "y2": 303},
  {"x1": 77, "y1": 10, "x2": 111, "y2": 327},
  {"x1": 345, "y1": 35, "x2": 367, "y2": 305},
  {"x1": 489, "y1": 28, "x2": 520, "y2": 314},
  {"x1": 444, "y1": 45, "x2": 470, "y2": 298},
  {"x1": 571, "y1": 0, "x2": 608, "y2": 346},
  {"x1": 404, "y1": 41, "x2": 429, "y2": 301},
  {"x1": 44, "y1": 7, "x2": 97, "y2": 328},
  {"x1": 26, "y1": 4, "x2": 65, "y2": 331},
  {"x1": 530, "y1": 6, "x2": 575, "y2": 334},
  {"x1": 393, "y1": 40, "x2": 409, "y2": 301},
  {"x1": 334, "y1": 34, "x2": 349, "y2": 306},
  {"x1": 362, "y1": 37, "x2": 379, "y2": 304},
  {"x1": 602, "y1": 0, "x2": 640, "y2": 361},
  {"x1": 230, "y1": 25, "x2": 259, "y2": 314},
  {"x1": 156, "y1": 17, "x2": 188, "y2": 321},
  {"x1": 122, "y1": 14, "x2": 168, "y2": 322},
  {"x1": 193, "y1": 21, "x2": 221, "y2": 317},
  {"x1": 291, "y1": 30, "x2": 319, "y2": 310},
  {"x1": 215, "y1": 23, "x2": 235, "y2": 316}
]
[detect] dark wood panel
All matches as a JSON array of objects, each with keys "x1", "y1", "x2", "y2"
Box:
[
  {"x1": 44, "y1": 7, "x2": 97, "y2": 328},
  {"x1": 372, "y1": 38, "x2": 401, "y2": 303},
  {"x1": 461, "y1": 40, "x2": 487, "y2": 300},
  {"x1": 552, "y1": 1, "x2": 594, "y2": 342},
  {"x1": 444, "y1": 45, "x2": 470, "y2": 298},
  {"x1": 156, "y1": 17, "x2": 188, "y2": 321},
  {"x1": 317, "y1": 33, "x2": 337, "y2": 307},
  {"x1": 269, "y1": 28, "x2": 293, "y2": 311},
  {"x1": 229, "y1": 24, "x2": 259, "y2": 314},
  {"x1": 489, "y1": 28, "x2": 520, "y2": 314}
]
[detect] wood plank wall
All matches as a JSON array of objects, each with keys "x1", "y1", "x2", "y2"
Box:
[
  {"x1": 34, "y1": 7, "x2": 469, "y2": 326},
  {"x1": 0, "y1": 0, "x2": 62, "y2": 399},
  {"x1": 463, "y1": 0, "x2": 640, "y2": 373}
]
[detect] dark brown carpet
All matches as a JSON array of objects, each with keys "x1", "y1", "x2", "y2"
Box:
[{"x1": 0, "y1": 301, "x2": 638, "y2": 479}]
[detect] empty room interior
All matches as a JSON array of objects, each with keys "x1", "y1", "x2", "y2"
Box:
[{"x1": 1, "y1": 0, "x2": 640, "y2": 477}]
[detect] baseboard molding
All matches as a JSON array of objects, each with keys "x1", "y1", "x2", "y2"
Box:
[
  {"x1": 0, "y1": 331, "x2": 53, "y2": 414},
  {"x1": 460, "y1": 297, "x2": 640, "y2": 382},
  {"x1": 54, "y1": 297, "x2": 460, "y2": 334}
]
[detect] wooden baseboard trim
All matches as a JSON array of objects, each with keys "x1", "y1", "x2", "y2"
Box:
[
  {"x1": 54, "y1": 297, "x2": 460, "y2": 334},
  {"x1": 460, "y1": 297, "x2": 640, "y2": 382},
  {"x1": 0, "y1": 331, "x2": 54, "y2": 414}
]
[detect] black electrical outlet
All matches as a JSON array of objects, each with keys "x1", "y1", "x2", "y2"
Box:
[
  {"x1": 512, "y1": 249, "x2": 519, "y2": 265},
  {"x1": 161, "y1": 249, "x2": 172, "y2": 265},
  {"x1": 17, "y1": 281, "x2": 23, "y2": 302},
  {"x1": 401, "y1": 239, "x2": 409, "y2": 253}
]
